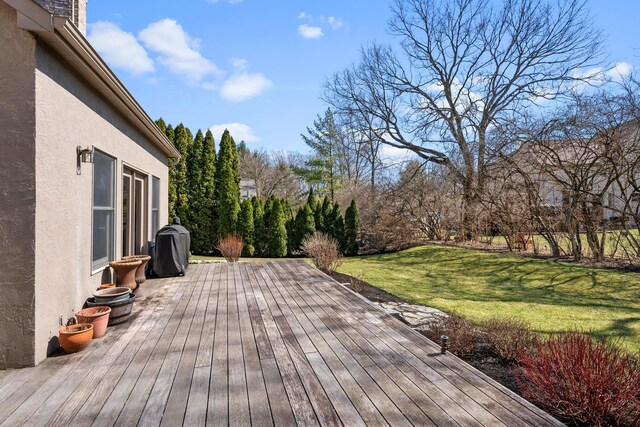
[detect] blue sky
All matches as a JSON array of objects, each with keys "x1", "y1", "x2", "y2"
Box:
[{"x1": 87, "y1": 0, "x2": 640, "y2": 154}]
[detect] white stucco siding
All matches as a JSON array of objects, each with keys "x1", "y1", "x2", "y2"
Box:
[{"x1": 33, "y1": 43, "x2": 169, "y2": 363}]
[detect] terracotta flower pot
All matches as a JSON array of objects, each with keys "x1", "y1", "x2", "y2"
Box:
[
  {"x1": 109, "y1": 259, "x2": 142, "y2": 290},
  {"x1": 123, "y1": 255, "x2": 151, "y2": 285},
  {"x1": 59, "y1": 323, "x2": 93, "y2": 353},
  {"x1": 98, "y1": 283, "x2": 116, "y2": 290},
  {"x1": 75, "y1": 307, "x2": 111, "y2": 338}
]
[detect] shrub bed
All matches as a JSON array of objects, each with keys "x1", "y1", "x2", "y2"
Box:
[{"x1": 516, "y1": 332, "x2": 640, "y2": 426}]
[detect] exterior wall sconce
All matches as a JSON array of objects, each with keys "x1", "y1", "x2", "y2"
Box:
[{"x1": 76, "y1": 145, "x2": 94, "y2": 175}]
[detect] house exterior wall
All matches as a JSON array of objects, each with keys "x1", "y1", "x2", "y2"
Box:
[
  {"x1": 0, "y1": 1, "x2": 37, "y2": 369},
  {"x1": 32, "y1": 43, "x2": 169, "y2": 364}
]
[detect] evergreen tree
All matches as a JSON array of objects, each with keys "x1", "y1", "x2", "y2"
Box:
[
  {"x1": 215, "y1": 130, "x2": 240, "y2": 238},
  {"x1": 187, "y1": 129, "x2": 204, "y2": 252},
  {"x1": 319, "y1": 196, "x2": 332, "y2": 233},
  {"x1": 172, "y1": 124, "x2": 191, "y2": 226},
  {"x1": 239, "y1": 199, "x2": 255, "y2": 256},
  {"x1": 330, "y1": 203, "x2": 346, "y2": 253},
  {"x1": 165, "y1": 124, "x2": 177, "y2": 218},
  {"x1": 263, "y1": 195, "x2": 276, "y2": 232},
  {"x1": 297, "y1": 109, "x2": 342, "y2": 202},
  {"x1": 344, "y1": 199, "x2": 360, "y2": 255},
  {"x1": 199, "y1": 130, "x2": 216, "y2": 253},
  {"x1": 306, "y1": 188, "x2": 318, "y2": 210},
  {"x1": 293, "y1": 204, "x2": 316, "y2": 252},
  {"x1": 286, "y1": 212, "x2": 296, "y2": 255},
  {"x1": 155, "y1": 117, "x2": 166, "y2": 133},
  {"x1": 267, "y1": 199, "x2": 288, "y2": 257},
  {"x1": 252, "y1": 197, "x2": 266, "y2": 256}
]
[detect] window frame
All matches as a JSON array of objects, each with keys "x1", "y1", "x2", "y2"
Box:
[
  {"x1": 151, "y1": 175, "x2": 160, "y2": 241},
  {"x1": 91, "y1": 149, "x2": 116, "y2": 273}
]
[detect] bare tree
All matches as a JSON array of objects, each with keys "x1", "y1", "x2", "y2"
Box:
[{"x1": 324, "y1": 0, "x2": 604, "y2": 237}]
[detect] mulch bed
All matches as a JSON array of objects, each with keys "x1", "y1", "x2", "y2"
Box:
[{"x1": 328, "y1": 270, "x2": 522, "y2": 395}]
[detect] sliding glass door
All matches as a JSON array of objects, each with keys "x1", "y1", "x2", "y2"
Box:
[{"x1": 122, "y1": 168, "x2": 147, "y2": 256}]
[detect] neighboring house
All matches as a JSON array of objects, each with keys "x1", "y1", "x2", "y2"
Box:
[
  {"x1": 240, "y1": 179, "x2": 257, "y2": 201},
  {"x1": 0, "y1": 0, "x2": 180, "y2": 368},
  {"x1": 491, "y1": 120, "x2": 640, "y2": 223}
]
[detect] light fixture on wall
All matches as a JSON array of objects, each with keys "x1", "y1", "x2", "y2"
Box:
[{"x1": 76, "y1": 145, "x2": 94, "y2": 175}]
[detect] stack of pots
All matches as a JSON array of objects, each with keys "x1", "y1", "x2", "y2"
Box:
[{"x1": 85, "y1": 287, "x2": 136, "y2": 326}]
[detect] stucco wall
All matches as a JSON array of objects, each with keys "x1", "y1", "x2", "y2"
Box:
[
  {"x1": 34, "y1": 43, "x2": 169, "y2": 364},
  {"x1": 0, "y1": 2, "x2": 37, "y2": 369}
]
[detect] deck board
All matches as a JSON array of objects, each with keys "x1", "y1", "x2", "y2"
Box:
[{"x1": 0, "y1": 260, "x2": 562, "y2": 426}]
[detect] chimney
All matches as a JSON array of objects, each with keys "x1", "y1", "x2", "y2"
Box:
[{"x1": 33, "y1": 0, "x2": 88, "y2": 35}]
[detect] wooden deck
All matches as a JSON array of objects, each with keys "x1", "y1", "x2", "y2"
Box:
[{"x1": 0, "y1": 261, "x2": 561, "y2": 426}]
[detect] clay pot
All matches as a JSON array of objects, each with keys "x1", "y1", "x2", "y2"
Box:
[
  {"x1": 109, "y1": 259, "x2": 142, "y2": 290},
  {"x1": 93, "y1": 287, "x2": 131, "y2": 303},
  {"x1": 122, "y1": 255, "x2": 151, "y2": 285},
  {"x1": 59, "y1": 323, "x2": 93, "y2": 353},
  {"x1": 75, "y1": 307, "x2": 111, "y2": 338},
  {"x1": 98, "y1": 283, "x2": 116, "y2": 290},
  {"x1": 86, "y1": 293, "x2": 136, "y2": 325}
]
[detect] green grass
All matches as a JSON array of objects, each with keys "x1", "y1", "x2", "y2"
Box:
[
  {"x1": 338, "y1": 245, "x2": 640, "y2": 353},
  {"x1": 487, "y1": 229, "x2": 640, "y2": 258},
  {"x1": 190, "y1": 255, "x2": 310, "y2": 263}
]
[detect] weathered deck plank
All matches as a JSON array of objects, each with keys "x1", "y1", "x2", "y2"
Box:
[{"x1": 0, "y1": 260, "x2": 562, "y2": 427}]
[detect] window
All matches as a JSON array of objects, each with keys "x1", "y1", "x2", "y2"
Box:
[
  {"x1": 151, "y1": 176, "x2": 160, "y2": 240},
  {"x1": 92, "y1": 150, "x2": 115, "y2": 271}
]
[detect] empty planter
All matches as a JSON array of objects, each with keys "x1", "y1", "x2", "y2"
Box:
[
  {"x1": 76, "y1": 306, "x2": 111, "y2": 338},
  {"x1": 86, "y1": 293, "x2": 136, "y2": 326},
  {"x1": 109, "y1": 259, "x2": 142, "y2": 290},
  {"x1": 93, "y1": 287, "x2": 131, "y2": 304},
  {"x1": 59, "y1": 323, "x2": 94, "y2": 353},
  {"x1": 122, "y1": 255, "x2": 151, "y2": 286}
]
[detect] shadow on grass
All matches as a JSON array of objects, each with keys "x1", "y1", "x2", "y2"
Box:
[{"x1": 341, "y1": 245, "x2": 640, "y2": 351}]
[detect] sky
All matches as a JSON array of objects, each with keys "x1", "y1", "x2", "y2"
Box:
[{"x1": 86, "y1": 0, "x2": 640, "y2": 154}]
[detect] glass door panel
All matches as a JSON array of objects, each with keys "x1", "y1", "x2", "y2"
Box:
[
  {"x1": 122, "y1": 168, "x2": 147, "y2": 256},
  {"x1": 122, "y1": 174, "x2": 132, "y2": 256}
]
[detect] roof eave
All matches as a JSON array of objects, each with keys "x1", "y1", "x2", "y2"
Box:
[{"x1": 4, "y1": 0, "x2": 180, "y2": 161}]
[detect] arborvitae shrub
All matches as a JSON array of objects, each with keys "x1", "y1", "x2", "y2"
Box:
[
  {"x1": 344, "y1": 199, "x2": 360, "y2": 255},
  {"x1": 239, "y1": 199, "x2": 255, "y2": 256},
  {"x1": 267, "y1": 199, "x2": 288, "y2": 257},
  {"x1": 252, "y1": 197, "x2": 266, "y2": 257},
  {"x1": 331, "y1": 203, "x2": 346, "y2": 253}
]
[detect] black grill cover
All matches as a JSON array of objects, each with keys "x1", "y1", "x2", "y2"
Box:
[{"x1": 153, "y1": 218, "x2": 190, "y2": 277}]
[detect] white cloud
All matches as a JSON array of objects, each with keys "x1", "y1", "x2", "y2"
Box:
[
  {"x1": 230, "y1": 57, "x2": 249, "y2": 71},
  {"x1": 297, "y1": 12, "x2": 311, "y2": 20},
  {"x1": 572, "y1": 62, "x2": 633, "y2": 90},
  {"x1": 298, "y1": 24, "x2": 323, "y2": 39},
  {"x1": 220, "y1": 72, "x2": 272, "y2": 102},
  {"x1": 327, "y1": 16, "x2": 343, "y2": 30},
  {"x1": 139, "y1": 19, "x2": 223, "y2": 83},
  {"x1": 380, "y1": 144, "x2": 413, "y2": 163},
  {"x1": 88, "y1": 21, "x2": 154, "y2": 75},
  {"x1": 606, "y1": 62, "x2": 633, "y2": 80},
  {"x1": 209, "y1": 123, "x2": 259, "y2": 143}
]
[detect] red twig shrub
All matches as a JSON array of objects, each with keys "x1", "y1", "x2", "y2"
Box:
[
  {"x1": 302, "y1": 233, "x2": 343, "y2": 272},
  {"x1": 516, "y1": 332, "x2": 640, "y2": 426},
  {"x1": 421, "y1": 315, "x2": 478, "y2": 356},
  {"x1": 485, "y1": 317, "x2": 538, "y2": 362},
  {"x1": 217, "y1": 235, "x2": 243, "y2": 262}
]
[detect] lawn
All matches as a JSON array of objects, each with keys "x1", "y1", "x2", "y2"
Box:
[
  {"x1": 486, "y1": 229, "x2": 640, "y2": 258},
  {"x1": 338, "y1": 245, "x2": 640, "y2": 353}
]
